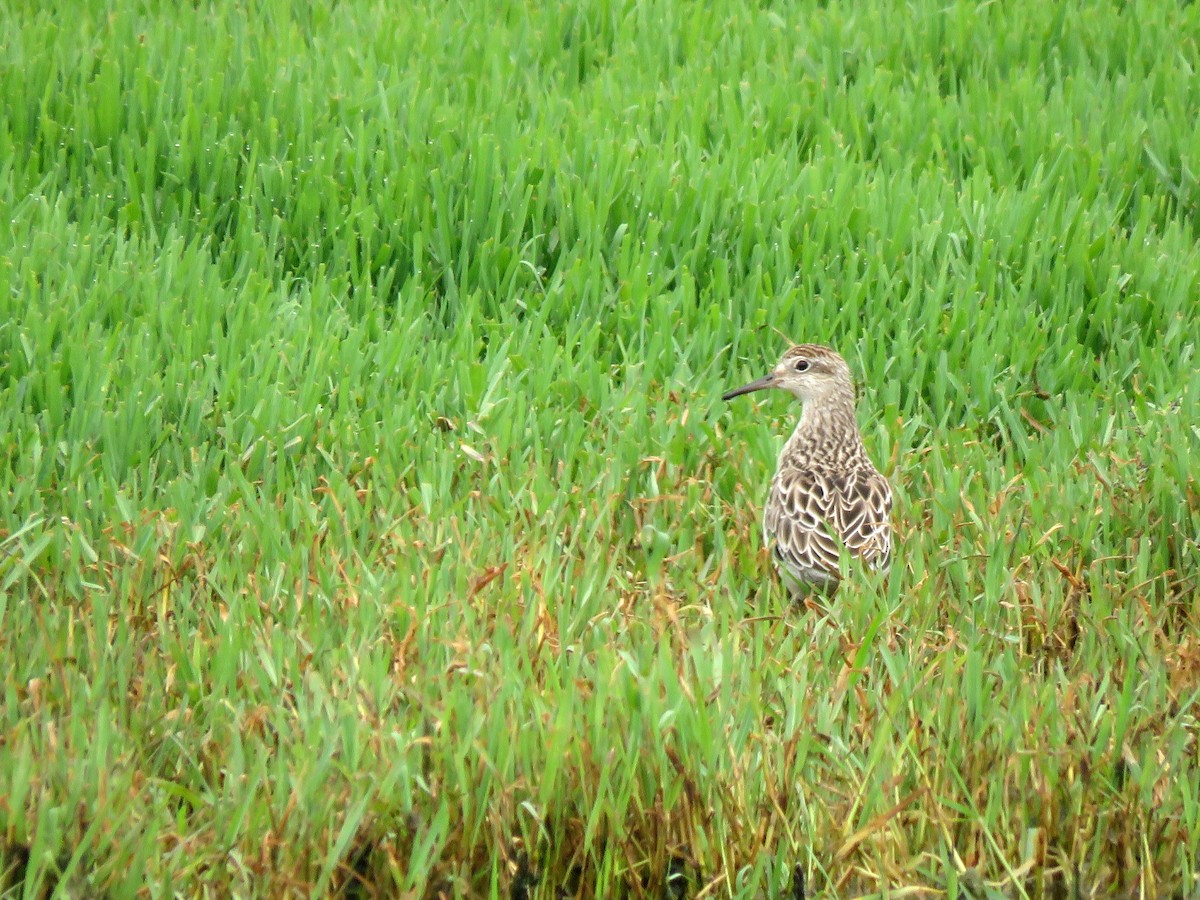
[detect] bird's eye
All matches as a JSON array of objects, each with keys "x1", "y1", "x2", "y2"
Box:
[{"x1": 794, "y1": 359, "x2": 810, "y2": 372}]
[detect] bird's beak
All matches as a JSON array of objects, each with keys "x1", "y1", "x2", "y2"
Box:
[{"x1": 721, "y1": 373, "x2": 778, "y2": 401}]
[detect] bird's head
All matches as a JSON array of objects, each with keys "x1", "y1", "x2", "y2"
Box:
[{"x1": 722, "y1": 344, "x2": 854, "y2": 405}]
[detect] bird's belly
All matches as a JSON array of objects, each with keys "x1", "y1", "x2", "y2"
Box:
[{"x1": 775, "y1": 556, "x2": 839, "y2": 591}]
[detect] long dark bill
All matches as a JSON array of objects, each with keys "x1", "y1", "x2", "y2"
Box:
[{"x1": 721, "y1": 373, "x2": 777, "y2": 401}]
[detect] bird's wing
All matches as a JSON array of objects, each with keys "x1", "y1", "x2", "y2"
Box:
[{"x1": 766, "y1": 467, "x2": 893, "y2": 578}]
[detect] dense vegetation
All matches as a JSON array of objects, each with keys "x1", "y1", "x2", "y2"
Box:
[{"x1": 2, "y1": 0, "x2": 1198, "y2": 895}]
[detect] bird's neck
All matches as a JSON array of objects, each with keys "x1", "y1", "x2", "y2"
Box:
[{"x1": 782, "y1": 392, "x2": 865, "y2": 466}]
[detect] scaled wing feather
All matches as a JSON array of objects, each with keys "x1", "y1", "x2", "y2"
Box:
[{"x1": 765, "y1": 466, "x2": 892, "y2": 582}]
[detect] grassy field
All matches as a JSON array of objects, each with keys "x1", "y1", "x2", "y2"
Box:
[{"x1": 2, "y1": 0, "x2": 1199, "y2": 896}]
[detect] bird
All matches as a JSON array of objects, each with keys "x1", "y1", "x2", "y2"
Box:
[{"x1": 722, "y1": 343, "x2": 892, "y2": 598}]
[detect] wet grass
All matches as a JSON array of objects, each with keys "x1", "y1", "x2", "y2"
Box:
[{"x1": 1, "y1": 0, "x2": 1198, "y2": 895}]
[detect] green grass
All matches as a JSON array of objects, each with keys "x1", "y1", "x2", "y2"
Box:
[{"x1": 1, "y1": 0, "x2": 1198, "y2": 895}]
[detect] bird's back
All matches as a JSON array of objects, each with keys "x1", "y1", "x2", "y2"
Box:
[{"x1": 765, "y1": 431, "x2": 892, "y2": 594}]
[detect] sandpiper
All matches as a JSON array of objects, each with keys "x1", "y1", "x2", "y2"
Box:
[{"x1": 723, "y1": 344, "x2": 892, "y2": 597}]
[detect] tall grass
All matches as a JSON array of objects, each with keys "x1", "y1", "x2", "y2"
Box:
[{"x1": 1, "y1": 0, "x2": 1198, "y2": 895}]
